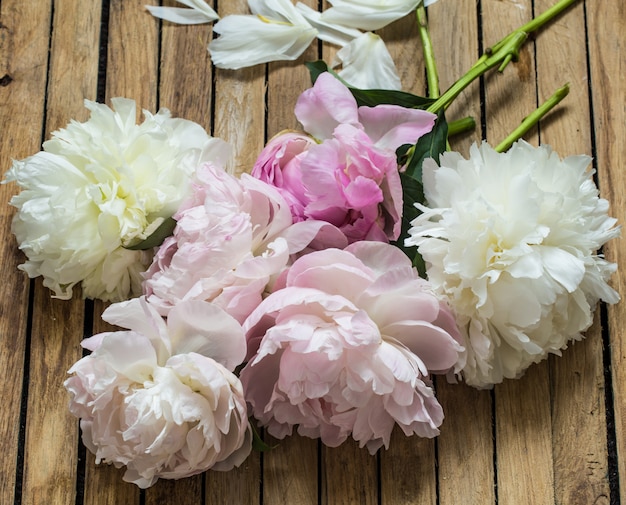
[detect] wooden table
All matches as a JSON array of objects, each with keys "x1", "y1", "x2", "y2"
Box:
[{"x1": 1, "y1": 1, "x2": 624, "y2": 504}]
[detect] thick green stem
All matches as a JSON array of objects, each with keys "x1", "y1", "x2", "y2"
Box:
[
  {"x1": 426, "y1": 0, "x2": 580, "y2": 113},
  {"x1": 416, "y1": 5, "x2": 439, "y2": 99},
  {"x1": 495, "y1": 83, "x2": 570, "y2": 152}
]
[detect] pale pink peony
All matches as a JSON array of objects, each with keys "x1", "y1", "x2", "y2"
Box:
[
  {"x1": 142, "y1": 162, "x2": 345, "y2": 322},
  {"x1": 64, "y1": 297, "x2": 251, "y2": 488},
  {"x1": 253, "y1": 72, "x2": 437, "y2": 244},
  {"x1": 241, "y1": 241, "x2": 463, "y2": 453}
]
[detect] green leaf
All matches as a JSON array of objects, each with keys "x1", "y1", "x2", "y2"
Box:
[
  {"x1": 251, "y1": 421, "x2": 278, "y2": 453},
  {"x1": 123, "y1": 216, "x2": 177, "y2": 251},
  {"x1": 403, "y1": 109, "x2": 448, "y2": 179},
  {"x1": 391, "y1": 173, "x2": 427, "y2": 278},
  {"x1": 305, "y1": 61, "x2": 435, "y2": 110}
]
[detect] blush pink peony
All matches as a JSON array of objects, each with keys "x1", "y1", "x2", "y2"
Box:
[
  {"x1": 252, "y1": 72, "x2": 437, "y2": 244},
  {"x1": 64, "y1": 297, "x2": 251, "y2": 488},
  {"x1": 240, "y1": 241, "x2": 463, "y2": 453},
  {"x1": 142, "y1": 162, "x2": 345, "y2": 322}
]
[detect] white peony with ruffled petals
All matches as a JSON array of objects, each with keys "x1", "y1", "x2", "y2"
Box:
[
  {"x1": 406, "y1": 140, "x2": 620, "y2": 387},
  {"x1": 4, "y1": 98, "x2": 230, "y2": 302},
  {"x1": 64, "y1": 297, "x2": 251, "y2": 488}
]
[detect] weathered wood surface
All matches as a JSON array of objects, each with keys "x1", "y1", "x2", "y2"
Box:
[{"x1": 0, "y1": 0, "x2": 623, "y2": 504}]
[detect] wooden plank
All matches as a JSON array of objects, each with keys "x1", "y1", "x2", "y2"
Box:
[
  {"x1": 21, "y1": 289, "x2": 85, "y2": 505},
  {"x1": 0, "y1": 0, "x2": 50, "y2": 502},
  {"x1": 159, "y1": 8, "x2": 214, "y2": 128},
  {"x1": 18, "y1": 0, "x2": 100, "y2": 502},
  {"x1": 479, "y1": 1, "x2": 555, "y2": 503},
  {"x1": 263, "y1": 434, "x2": 318, "y2": 505},
  {"x1": 427, "y1": 2, "x2": 496, "y2": 503},
  {"x1": 147, "y1": 476, "x2": 202, "y2": 505},
  {"x1": 533, "y1": 1, "x2": 612, "y2": 503},
  {"x1": 213, "y1": 0, "x2": 265, "y2": 177},
  {"x1": 380, "y1": 428, "x2": 437, "y2": 505},
  {"x1": 437, "y1": 384, "x2": 495, "y2": 505},
  {"x1": 106, "y1": 0, "x2": 159, "y2": 110},
  {"x1": 205, "y1": 451, "x2": 261, "y2": 505},
  {"x1": 321, "y1": 440, "x2": 378, "y2": 505},
  {"x1": 586, "y1": 1, "x2": 626, "y2": 503}
]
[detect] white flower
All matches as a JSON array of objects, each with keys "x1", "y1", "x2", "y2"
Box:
[
  {"x1": 145, "y1": 0, "x2": 219, "y2": 24},
  {"x1": 405, "y1": 140, "x2": 620, "y2": 387},
  {"x1": 64, "y1": 297, "x2": 251, "y2": 488},
  {"x1": 332, "y1": 32, "x2": 402, "y2": 90},
  {"x1": 4, "y1": 97, "x2": 230, "y2": 302},
  {"x1": 320, "y1": 0, "x2": 438, "y2": 31},
  {"x1": 208, "y1": 0, "x2": 317, "y2": 69}
]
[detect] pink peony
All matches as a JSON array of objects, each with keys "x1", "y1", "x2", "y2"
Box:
[
  {"x1": 240, "y1": 241, "x2": 463, "y2": 453},
  {"x1": 142, "y1": 162, "x2": 345, "y2": 322},
  {"x1": 252, "y1": 72, "x2": 437, "y2": 243},
  {"x1": 64, "y1": 297, "x2": 251, "y2": 488},
  {"x1": 251, "y1": 131, "x2": 316, "y2": 221},
  {"x1": 300, "y1": 123, "x2": 403, "y2": 243}
]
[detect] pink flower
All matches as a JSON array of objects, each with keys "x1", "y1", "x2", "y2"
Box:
[
  {"x1": 252, "y1": 73, "x2": 437, "y2": 243},
  {"x1": 295, "y1": 73, "x2": 436, "y2": 150},
  {"x1": 143, "y1": 163, "x2": 344, "y2": 322},
  {"x1": 64, "y1": 297, "x2": 251, "y2": 488},
  {"x1": 240, "y1": 241, "x2": 463, "y2": 453},
  {"x1": 301, "y1": 124, "x2": 403, "y2": 242},
  {"x1": 251, "y1": 131, "x2": 316, "y2": 221}
]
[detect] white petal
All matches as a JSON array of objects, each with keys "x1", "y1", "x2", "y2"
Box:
[
  {"x1": 295, "y1": 3, "x2": 362, "y2": 47},
  {"x1": 332, "y1": 32, "x2": 401, "y2": 90},
  {"x1": 209, "y1": 14, "x2": 317, "y2": 69},
  {"x1": 145, "y1": 0, "x2": 219, "y2": 24},
  {"x1": 321, "y1": 0, "x2": 421, "y2": 31}
]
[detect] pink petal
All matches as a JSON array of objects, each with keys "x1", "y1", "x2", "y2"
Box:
[
  {"x1": 295, "y1": 73, "x2": 360, "y2": 140},
  {"x1": 358, "y1": 105, "x2": 437, "y2": 151}
]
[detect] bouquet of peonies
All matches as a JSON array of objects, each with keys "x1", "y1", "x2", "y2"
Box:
[{"x1": 3, "y1": 0, "x2": 619, "y2": 490}]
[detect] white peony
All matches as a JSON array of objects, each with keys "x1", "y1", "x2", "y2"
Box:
[
  {"x1": 4, "y1": 97, "x2": 230, "y2": 302},
  {"x1": 405, "y1": 140, "x2": 620, "y2": 387},
  {"x1": 64, "y1": 297, "x2": 251, "y2": 488}
]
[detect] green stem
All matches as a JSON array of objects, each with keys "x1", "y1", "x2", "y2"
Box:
[
  {"x1": 448, "y1": 116, "x2": 476, "y2": 137},
  {"x1": 494, "y1": 83, "x2": 570, "y2": 152},
  {"x1": 427, "y1": 0, "x2": 580, "y2": 113},
  {"x1": 416, "y1": 5, "x2": 439, "y2": 99}
]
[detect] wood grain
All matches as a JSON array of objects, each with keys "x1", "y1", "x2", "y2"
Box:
[
  {"x1": 534, "y1": 1, "x2": 612, "y2": 503},
  {"x1": 479, "y1": 1, "x2": 556, "y2": 504},
  {"x1": 15, "y1": 0, "x2": 100, "y2": 504},
  {"x1": 1, "y1": 0, "x2": 624, "y2": 503},
  {"x1": 0, "y1": 0, "x2": 49, "y2": 503},
  {"x1": 587, "y1": 1, "x2": 626, "y2": 504}
]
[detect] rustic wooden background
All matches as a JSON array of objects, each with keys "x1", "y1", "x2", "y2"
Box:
[{"x1": 0, "y1": 0, "x2": 624, "y2": 504}]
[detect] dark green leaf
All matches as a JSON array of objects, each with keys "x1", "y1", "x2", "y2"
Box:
[
  {"x1": 391, "y1": 173, "x2": 427, "y2": 278},
  {"x1": 251, "y1": 421, "x2": 278, "y2": 453},
  {"x1": 124, "y1": 216, "x2": 177, "y2": 251},
  {"x1": 305, "y1": 61, "x2": 434, "y2": 110},
  {"x1": 403, "y1": 109, "x2": 448, "y2": 179}
]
